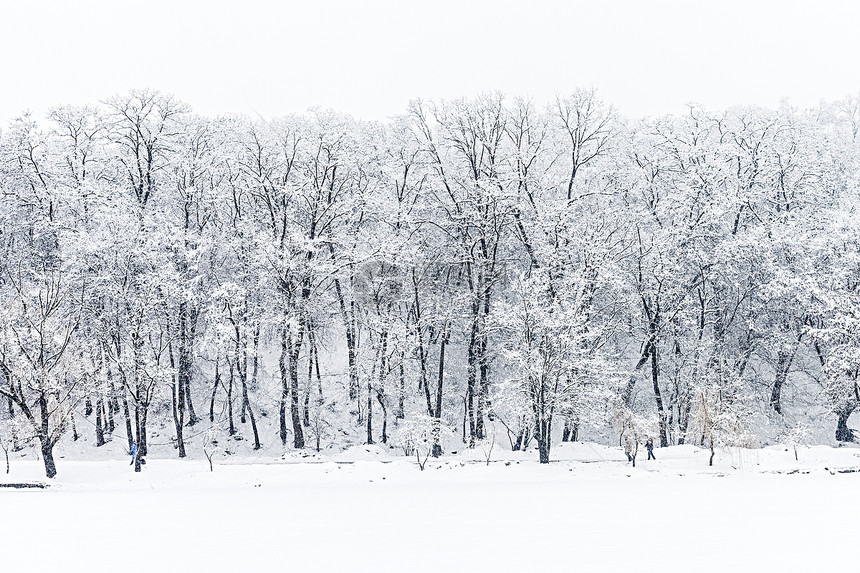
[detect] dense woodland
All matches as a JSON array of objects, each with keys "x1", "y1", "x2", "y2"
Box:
[{"x1": 1, "y1": 89, "x2": 859, "y2": 477}]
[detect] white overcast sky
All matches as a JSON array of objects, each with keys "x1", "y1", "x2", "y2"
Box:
[{"x1": 1, "y1": 0, "x2": 858, "y2": 124}]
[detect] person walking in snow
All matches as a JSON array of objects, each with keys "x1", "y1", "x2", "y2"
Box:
[
  {"x1": 129, "y1": 441, "x2": 146, "y2": 467},
  {"x1": 623, "y1": 433, "x2": 635, "y2": 463},
  {"x1": 645, "y1": 436, "x2": 656, "y2": 460}
]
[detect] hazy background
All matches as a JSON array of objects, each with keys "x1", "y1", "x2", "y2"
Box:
[{"x1": 1, "y1": 0, "x2": 857, "y2": 122}]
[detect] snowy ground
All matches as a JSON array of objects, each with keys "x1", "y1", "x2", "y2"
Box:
[{"x1": 2, "y1": 443, "x2": 859, "y2": 572}]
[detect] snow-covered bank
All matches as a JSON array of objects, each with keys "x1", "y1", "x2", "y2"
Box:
[{"x1": 2, "y1": 443, "x2": 859, "y2": 572}]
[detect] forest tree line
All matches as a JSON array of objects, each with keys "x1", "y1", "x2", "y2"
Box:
[{"x1": 1, "y1": 89, "x2": 859, "y2": 477}]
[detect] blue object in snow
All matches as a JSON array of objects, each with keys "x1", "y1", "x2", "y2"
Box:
[{"x1": 130, "y1": 442, "x2": 145, "y2": 465}]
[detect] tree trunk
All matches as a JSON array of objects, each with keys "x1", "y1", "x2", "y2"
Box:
[
  {"x1": 209, "y1": 357, "x2": 220, "y2": 424},
  {"x1": 418, "y1": 328, "x2": 432, "y2": 417},
  {"x1": 365, "y1": 376, "x2": 374, "y2": 444},
  {"x1": 241, "y1": 376, "x2": 261, "y2": 451},
  {"x1": 678, "y1": 398, "x2": 692, "y2": 446},
  {"x1": 168, "y1": 341, "x2": 185, "y2": 458},
  {"x1": 38, "y1": 393, "x2": 57, "y2": 478},
  {"x1": 40, "y1": 438, "x2": 57, "y2": 479},
  {"x1": 184, "y1": 379, "x2": 199, "y2": 426},
  {"x1": 329, "y1": 247, "x2": 359, "y2": 402},
  {"x1": 770, "y1": 351, "x2": 793, "y2": 415},
  {"x1": 95, "y1": 397, "x2": 105, "y2": 447},
  {"x1": 836, "y1": 406, "x2": 856, "y2": 442},
  {"x1": 397, "y1": 359, "x2": 405, "y2": 420},
  {"x1": 179, "y1": 301, "x2": 199, "y2": 426},
  {"x1": 279, "y1": 325, "x2": 289, "y2": 445},
  {"x1": 432, "y1": 323, "x2": 448, "y2": 457},
  {"x1": 106, "y1": 366, "x2": 116, "y2": 433},
  {"x1": 238, "y1": 329, "x2": 261, "y2": 450},
  {"x1": 377, "y1": 330, "x2": 388, "y2": 444},
  {"x1": 121, "y1": 385, "x2": 133, "y2": 452},
  {"x1": 288, "y1": 323, "x2": 305, "y2": 449},
  {"x1": 623, "y1": 340, "x2": 653, "y2": 406},
  {"x1": 227, "y1": 358, "x2": 236, "y2": 436},
  {"x1": 477, "y1": 289, "x2": 491, "y2": 430},
  {"x1": 466, "y1": 309, "x2": 479, "y2": 446},
  {"x1": 303, "y1": 338, "x2": 314, "y2": 427},
  {"x1": 376, "y1": 391, "x2": 388, "y2": 444},
  {"x1": 651, "y1": 338, "x2": 669, "y2": 447},
  {"x1": 138, "y1": 403, "x2": 148, "y2": 456},
  {"x1": 413, "y1": 275, "x2": 433, "y2": 417},
  {"x1": 366, "y1": 345, "x2": 376, "y2": 446},
  {"x1": 536, "y1": 418, "x2": 552, "y2": 464}
]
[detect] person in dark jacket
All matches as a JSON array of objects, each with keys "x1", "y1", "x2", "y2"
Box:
[{"x1": 645, "y1": 436, "x2": 656, "y2": 460}]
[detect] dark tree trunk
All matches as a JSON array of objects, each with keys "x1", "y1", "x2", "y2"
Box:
[
  {"x1": 122, "y1": 389, "x2": 133, "y2": 453},
  {"x1": 377, "y1": 391, "x2": 388, "y2": 444},
  {"x1": 171, "y1": 377, "x2": 185, "y2": 457},
  {"x1": 288, "y1": 323, "x2": 305, "y2": 449},
  {"x1": 561, "y1": 418, "x2": 579, "y2": 442},
  {"x1": 227, "y1": 358, "x2": 236, "y2": 436},
  {"x1": 651, "y1": 337, "x2": 669, "y2": 448},
  {"x1": 41, "y1": 438, "x2": 57, "y2": 479},
  {"x1": 678, "y1": 398, "x2": 692, "y2": 445},
  {"x1": 314, "y1": 337, "x2": 324, "y2": 400},
  {"x1": 168, "y1": 342, "x2": 186, "y2": 458},
  {"x1": 133, "y1": 398, "x2": 146, "y2": 473},
  {"x1": 138, "y1": 403, "x2": 148, "y2": 456},
  {"x1": 95, "y1": 397, "x2": 105, "y2": 447},
  {"x1": 179, "y1": 301, "x2": 199, "y2": 426},
  {"x1": 513, "y1": 427, "x2": 523, "y2": 451},
  {"x1": 432, "y1": 323, "x2": 448, "y2": 457},
  {"x1": 345, "y1": 320, "x2": 359, "y2": 403},
  {"x1": 241, "y1": 376, "x2": 261, "y2": 450},
  {"x1": 466, "y1": 309, "x2": 479, "y2": 446},
  {"x1": 477, "y1": 289, "x2": 491, "y2": 428},
  {"x1": 303, "y1": 338, "x2": 314, "y2": 427},
  {"x1": 116, "y1": 366, "x2": 132, "y2": 450},
  {"x1": 131, "y1": 329, "x2": 148, "y2": 456},
  {"x1": 397, "y1": 359, "x2": 406, "y2": 420},
  {"x1": 418, "y1": 332, "x2": 432, "y2": 416},
  {"x1": 106, "y1": 367, "x2": 116, "y2": 433},
  {"x1": 377, "y1": 330, "x2": 388, "y2": 444},
  {"x1": 836, "y1": 406, "x2": 856, "y2": 442},
  {"x1": 209, "y1": 357, "x2": 220, "y2": 424},
  {"x1": 770, "y1": 351, "x2": 793, "y2": 415},
  {"x1": 366, "y1": 373, "x2": 374, "y2": 445},
  {"x1": 623, "y1": 340, "x2": 653, "y2": 406},
  {"x1": 251, "y1": 322, "x2": 261, "y2": 391},
  {"x1": 38, "y1": 393, "x2": 57, "y2": 478},
  {"x1": 413, "y1": 275, "x2": 433, "y2": 417},
  {"x1": 237, "y1": 326, "x2": 261, "y2": 450},
  {"x1": 329, "y1": 246, "x2": 359, "y2": 402},
  {"x1": 536, "y1": 418, "x2": 552, "y2": 464},
  {"x1": 184, "y1": 380, "x2": 199, "y2": 426},
  {"x1": 279, "y1": 326, "x2": 289, "y2": 445}
]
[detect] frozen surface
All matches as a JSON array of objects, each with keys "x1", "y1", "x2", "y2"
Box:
[{"x1": 2, "y1": 443, "x2": 858, "y2": 572}]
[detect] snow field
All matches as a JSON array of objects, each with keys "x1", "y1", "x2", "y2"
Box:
[{"x1": 1, "y1": 443, "x2": 858, "y2": 573}]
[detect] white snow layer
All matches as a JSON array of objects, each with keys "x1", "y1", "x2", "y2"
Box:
[{"x1": 1, "y1": 442, "x2": 858, "y2": 572}]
